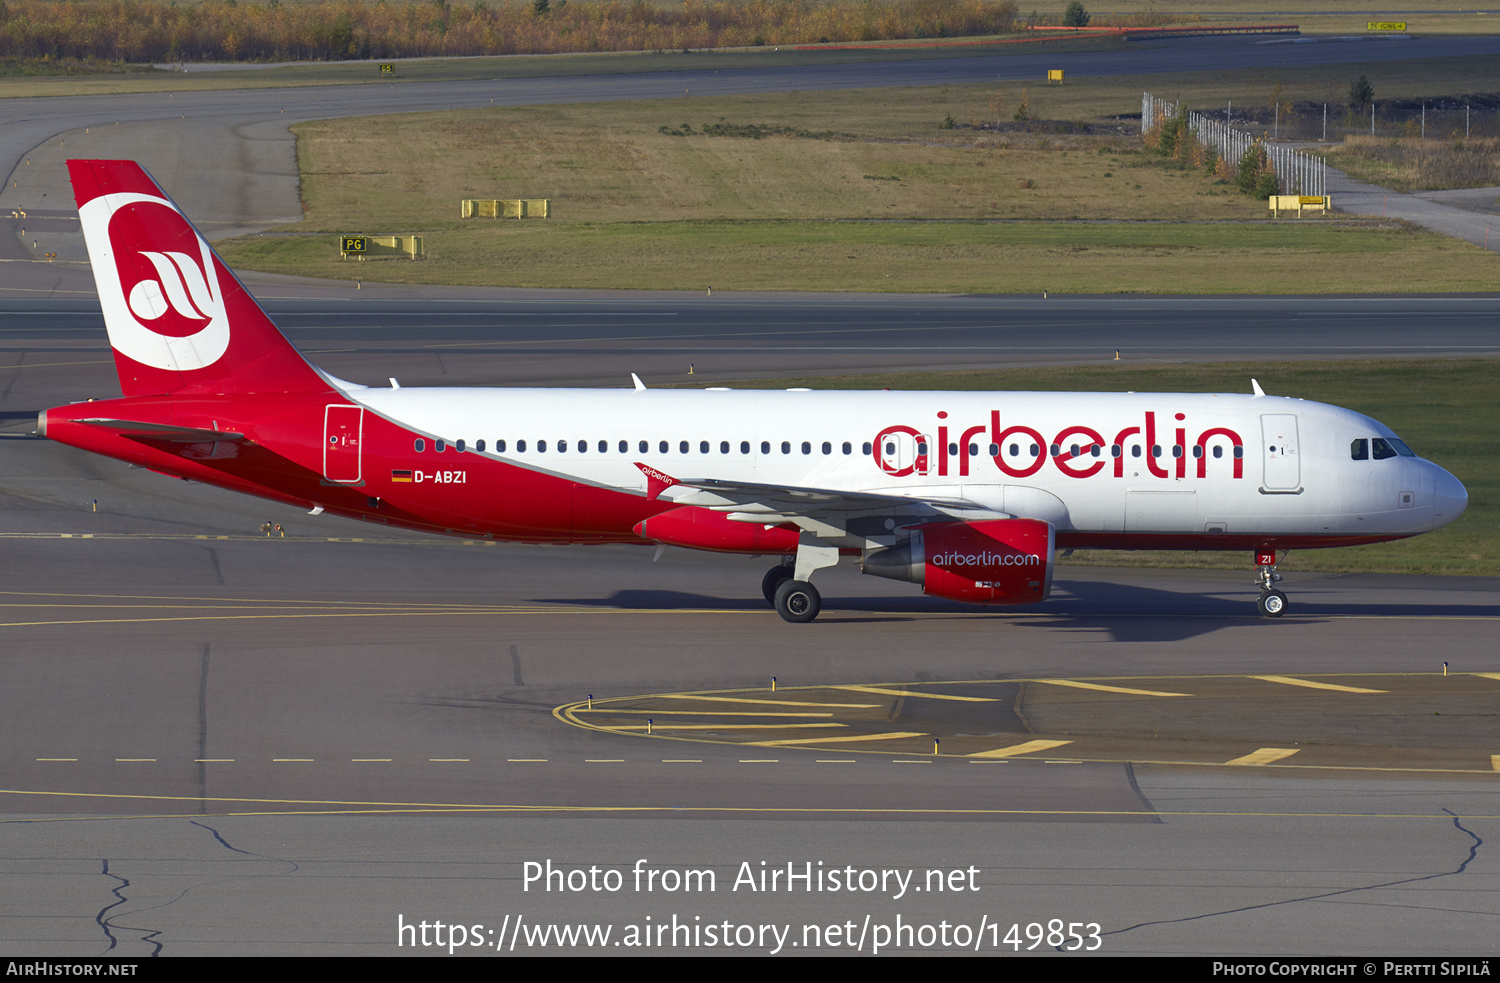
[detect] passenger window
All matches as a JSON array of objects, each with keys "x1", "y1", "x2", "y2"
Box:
[
  {"x1": 700, "y1": 440, "x2": 710, "y2": 454},
  {"x1": 762, "y1": 441, "x2": 771, "y2": 454},
  {"x1": 518, "y1": 439, "x2": 527, "y2": 452},
  {"x1": 435, "y1": 439, "x2": 447, "y2": 453},
  {"x1": 741, "y1": 441, "x2": 751, "y2": 454},
  {"x1": 414, "y1": 438, "x2": 425, "y2": 452},
  {"x1": 558, "y1": 440, "x2": 567, "y2": 453},
  {"x1": 476, "y1": 439, "x2": 486, "y2": 453},
  {"x1": 456, "y1": 439, "x2": 466, "y2": 453},
  {"x1": 660, "y1": 441, "x2": 669, "y2": 454},
  {"x1": 988, "y1": 443, "x2": 999, "y2": 456},
  {"x1": 680, "y1": 441, "x2": 689, "y2": 454},
  {"x1": 822, "y1": 441, "x2": 831, "y2": 455},
  {"x1": 782, "y1": 441, "x2": 791, "y2": 454},
  {"x1": 497, "y1": 439, "x2": 506, "y2": 453},
  {"x1": 802, "y1": 441, "x2": 812, "y2": 455},
  {"x1": 863, "y1": 442, "x2": 873, "y2": 456},
  {"x1": 720, "y1": 441, "x2": 730, "y2": 454},
  {"x1": 538, "y1": 440, "x2": 547, "y2": 453}
]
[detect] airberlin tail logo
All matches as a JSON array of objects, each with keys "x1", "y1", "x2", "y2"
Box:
[{"x1": 80, "y1": 192, "x2": 231, "y2": 371}]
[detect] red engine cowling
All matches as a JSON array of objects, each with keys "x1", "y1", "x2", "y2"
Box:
[
  {"x1": 862, "y1": 518, "x2": 1053, "y2": 605},
  {"x1": 634, "y1": 506, "x2": 798, "y2": 554}
]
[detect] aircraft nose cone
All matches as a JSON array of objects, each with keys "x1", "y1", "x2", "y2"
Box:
[{"x1": 1432, "y1": 466, "x2": 1467, "y2": 529}]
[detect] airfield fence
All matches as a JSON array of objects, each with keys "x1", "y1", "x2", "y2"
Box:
[{"x1": 1142, "y1": 92, "x2": 1327, "y2": 196}]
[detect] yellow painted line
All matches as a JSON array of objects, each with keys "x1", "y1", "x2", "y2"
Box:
[
  {"x1": 1035, "y1": 679, "x2": 1191, "y2": 697},
  {"x1": 353, "y1": 759, "x2": 392, "y2": 763},
  {"x1": 273, "y1": 758, "x2": 314, "y2": 762},
  {"x1": 817, "y1": 760, "x2": 856, "y2": 763},
  {"x1": 892, "y1": 760, "x2": 930, "y2": 764},
  {"x1": 575, "y1": 709, "x2": 833, "y2": 717},
  {"x1": 1226, "y1": 748, "x2": 1301, "y2": 765},
  {"x1": 115, "y1": 758, "x2": 155, "y2": 762},
  {"x1": 429, "y1": 758, "x2": 469, "y2": 762},
  {"x1": 1473, "y1": 673, "x2": 1500, "y2": 682},
  {"x1": 653, "y1": 694, "x2": 880, "y2": 708},
  {"x1": 507, "y1": 758, "x2": 548, "y2": 762},
  {"x1": 752, "y1": 731, "x2": 927, "y2": 747},
  {"x1": 969, "y1": 739, "x2": 1074, "y2": 759},
  {"x1": 613, "y1": 723, "x2": 845, "y2": 731},
  {"x1": 36, "y1": 758, "x2": 77, "y2": 762},
  {"x1": 739, "y1": 759, "x2": 779, "y2": 763},
  {"x1": 833, "y1": 685, "x2": 995, "y2": 702},
  {"x1": 1250, "y1": 675, "x2": 1387, "y2": 694},
  {"x1": 195, "y1": 759, "x2": 234, "y2": 762},
  {"x1": 661, "y1": 759, "x2": 702, "y2": 763},
  {"x1": 585, "y1": 759, "x2": 624, "y2": 763}
]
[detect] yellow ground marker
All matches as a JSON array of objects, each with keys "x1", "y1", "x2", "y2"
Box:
[
  {"x1": 1227, "y1": 748, "x2": 1301, "y2": 765},
  {"x1": 835, "y1": 685, "x2": 995, "y2": 702},
  {"x1": 1250, "y1": 675, "x2": 1387, "y2": 694},
  {"x1": 752, "y1": 731, "x2": 927, "y2": 747},
  {"x1": 1035, "y1": 679, "x2": 1191, "y2": 697},
  {"x1": 969, "y1": 739, "x2": 1073, "y2": 758},
  {"x1": 653, "y1": 694, "x2": 880, "y2": 708},
  {"x1": 1492, "y1": 755, "x2": 1500, "y2": 772}
]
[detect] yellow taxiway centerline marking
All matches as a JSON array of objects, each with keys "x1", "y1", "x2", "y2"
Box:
[
  {"x1": 968, "y1": 739, "x2": 1074, "y2": 758},
  {"x1": 574, "y1": 709, "x2": 834, "y2": 717},
  {"x1": 652, "y1": 694, "x2": 880, "y2": 708},
  {"x1": 614, "y1": 723, "x2": 845, "y2": 731},
  {"x1": 833, "y1": 685, "x2": 995, "y2": 702},
  {"x1": 1250, "y1": 675, "x2": 1387, "y2": 693},
  {"x1": 1473, "y1": 673, "x2": 1500, "y2": 682},
  {"x1": 1035, "y1": 679, "x2": 1191, "y2": 697},
  {"x1": 751, "y1": 731, "x2": 928, "y2": 747},
  {"x1": 1226, "y1": 748, "x2": 1301, "y2": 765}
]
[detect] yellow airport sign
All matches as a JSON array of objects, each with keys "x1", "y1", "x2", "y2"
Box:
[{"x1": 1367, "y1": 22, "x2": 1406, "y2": 31}]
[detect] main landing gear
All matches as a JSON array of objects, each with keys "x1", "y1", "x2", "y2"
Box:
[
  {"x1": 762, "y1": 560, "x2": 822, "y2": 623},
  {"x1": 764, "y1": 536, "x2": 839, "y2": 623},
  {"x1": 1255, "y1": 548, "x2": 1287, "y2": 618}
]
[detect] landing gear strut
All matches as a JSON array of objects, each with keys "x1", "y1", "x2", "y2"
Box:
[
  {"x1": 1255, "y1": 548, "x2": 1287, "y2": 618},
  {"x1": 766, "y1": 534, "x2": 838, "y2": 623}
]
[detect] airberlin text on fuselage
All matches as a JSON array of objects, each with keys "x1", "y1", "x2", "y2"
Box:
[{"x1": 874, "y1": 409, "x2": 1245, "y2": 480}]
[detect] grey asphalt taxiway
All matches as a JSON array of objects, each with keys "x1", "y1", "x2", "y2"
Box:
[{"x1": 2, "y1": 36, "x2": 1499, "y2": 958}]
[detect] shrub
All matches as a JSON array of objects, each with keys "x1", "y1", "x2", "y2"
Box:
[{"x1": 1062, "y1": 1, "x2": 1090, "y2": 27}]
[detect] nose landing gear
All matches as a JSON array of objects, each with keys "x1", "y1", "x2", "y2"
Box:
[{"x1": 1255, "y1": 548, "x2": 1287, "y2": 618}]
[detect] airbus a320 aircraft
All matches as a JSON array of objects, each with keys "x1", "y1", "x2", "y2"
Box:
[{"x1": 41, "y1": 160, "x2": 1468, "y2": 622}]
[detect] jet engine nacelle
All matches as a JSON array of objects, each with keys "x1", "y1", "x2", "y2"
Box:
[
  {"x1": 634, "y1": 506, "x2": 799, "y2": 554},
  {"x1": 862, "y1": 518, "x2": 1054, "y2": 605}
]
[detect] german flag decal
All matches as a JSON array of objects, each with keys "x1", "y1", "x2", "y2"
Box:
[{"x1": 391, "y1": 469, "x2": 413, "y2": 483}]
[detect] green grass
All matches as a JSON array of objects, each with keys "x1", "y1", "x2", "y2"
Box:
[
  {"x1": 223, "y1": 218, "x2": 1495, "y2": 293},
  {"x1": 682, "y1": 360, "x2": 1499, "y2": 576}
]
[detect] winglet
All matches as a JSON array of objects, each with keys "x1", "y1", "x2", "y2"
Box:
[
  {"x1": 631, "y1": 373, "x2": 647, "y2": 391},
  {"x1": 634, "y1": 462, "x2": 679, "y2": 501},
  {"x1": 1251, "y1": 378, "x2": 1265, "y2": 398}
]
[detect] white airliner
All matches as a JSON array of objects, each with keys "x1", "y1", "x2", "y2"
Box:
[{"x1": 41, "y1": 160, "x2": 1468, "y2": 622}]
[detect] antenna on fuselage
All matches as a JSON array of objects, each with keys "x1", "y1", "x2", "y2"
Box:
[
  {"x1": 1251, "y1": 378, "x2": 1266, "y2": 398},
  {"x1": 632, "y1": 373, "x2": 647, "y2": 391}
]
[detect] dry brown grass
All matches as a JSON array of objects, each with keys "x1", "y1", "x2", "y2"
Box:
[{"x1": 1328, "y1": 135, "x2": 1500, "y2": 192}]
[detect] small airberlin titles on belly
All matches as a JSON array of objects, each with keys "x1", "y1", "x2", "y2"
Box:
[
  {"x1": 392, "y1": 469, "x2": 468, "y2": 484},
  {"x1": 874, "y1": 409, "x2": 1246, "y2": 481}
]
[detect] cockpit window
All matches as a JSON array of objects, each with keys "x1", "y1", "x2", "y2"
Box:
[
  {"x1": 1350, "y1": 438, "x2": 1368, "y2": 461},
  {"x1": 1371, "y1": 438, "x2": 1397, "y2": 460},
  {"x1": 1388, "y1": 437, "x2": 1416, "y2": 457}
]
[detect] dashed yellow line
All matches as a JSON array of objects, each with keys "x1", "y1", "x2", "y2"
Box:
[
  {"x1": 969, "y1": 739, "x2": 1073, "y2": 759},
  {"x1": 833, "y1": 685, "x2": 995, "y2": 702},
  {"x1": 615, "y1": 723, "x2": 845, "y2": 731},
  {"x1": 1035, "y1": 679, "x2": 1191, "y2": 697},
  {"x1": 575, "y1": 709, "x2": 834, "y2": 718},
  {"x1": 1251, "y1": 675, "x2": 1387, "y2": 694},
  {"x1": 1227, "y1": 748, "x2": 1301, "y2": 765}
]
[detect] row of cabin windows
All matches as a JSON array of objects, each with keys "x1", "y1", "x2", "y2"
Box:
[
  {"x1": 413, "y1": 438, "x2": 875, "y2": 456},
  {"x1": 1351, "y1": 437, "x2": 1415, "y2": 461},
  {"x1": 410, "y1": 437, "x2": 1244, "y2": 461}
]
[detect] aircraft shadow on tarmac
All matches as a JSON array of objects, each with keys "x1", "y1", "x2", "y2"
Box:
[{"x1": 543, "y1": 579, "x2": 1498, "y2": 643}]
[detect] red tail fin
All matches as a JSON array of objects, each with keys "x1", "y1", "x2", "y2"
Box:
[{"x1": 68, "y1": 159, "x2": 329, "y2": 398}]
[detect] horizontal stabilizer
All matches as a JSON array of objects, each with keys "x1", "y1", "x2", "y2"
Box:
[{"x1": 77, "y1": 419, "x2": 247, "y2": 443}]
